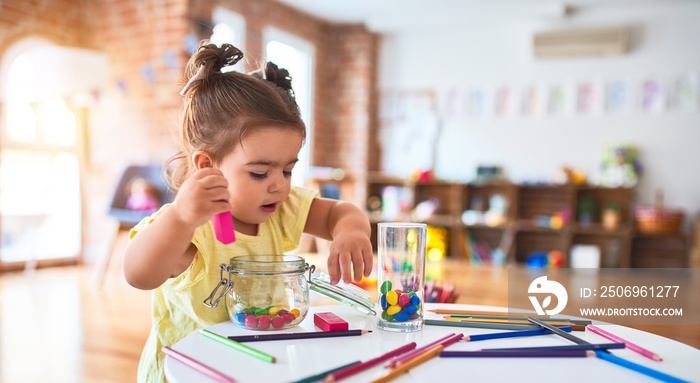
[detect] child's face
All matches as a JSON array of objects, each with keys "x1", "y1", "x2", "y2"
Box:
[{"x1": 219, "y1": 126, "x2": 303, "y2": 231}]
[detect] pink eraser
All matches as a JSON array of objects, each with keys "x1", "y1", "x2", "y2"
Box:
[
  {"x1": 212, "y1": 212, "x2": 236, "y2": 244},
  {"x1": 314, "y1": 312, "x2": 349, "y2": 332}
]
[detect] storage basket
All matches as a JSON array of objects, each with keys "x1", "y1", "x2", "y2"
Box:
[{"x1": 635, "y1": 191, "x2": 684, "y2": 234}]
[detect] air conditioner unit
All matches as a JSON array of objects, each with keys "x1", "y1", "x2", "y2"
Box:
[{"x1": 533, "y1": 26, "x2": 628, "y2": 58}]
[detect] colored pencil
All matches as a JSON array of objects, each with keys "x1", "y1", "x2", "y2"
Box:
[
  {"x1": 425, "y1": 318, "x2": 541, "y2": 330},
  {"x1": 587, "y1": 324, "x2": 663, "y2": 361},
  {"x1": 482, "y1": 343, "x2": 626, "y2": 352},
  {"x1": 440, "y1": 350, "x2": 594, "y2": 358},
  {"x1": 385, "y1": 333, "x2": 462, "y2": 368},
  {"x1": 595, "y1": 351, "x2": 690, "y2": 383},
  {"x1": 323, "y1": 342, "x2": 417, "y2": 382},
  {"x1": 290, "y1": 360, "x2": 362, "y2": 383},
  {"x1": 429, "y1": 309, "x2": 547, "y2": 316},
  {"x1": 446, "y1": 317, "x2": 585, "y2": 331},
  {"x1": 446, "y1": 317, "x2": 573, "y2": 326},
  {"x1": 370, "y1": 345, "x2": 444, "y2": 383},
  {"x1": 527, "y1": 317, "x2": 689, "y2": 381},
  {"x1": 227, "y1": 329, "x2": 370, "y2": 343},
  {"x1": 526, "y1": 317, "x2": 590, "y2": 345},
  {"x1": 445, "y1": 314, "x2": 592, "y2": 326},
  {"x1": 464, "y1": 327, "x2": 572, "y2": 342},
  {"x1": 161, "y1": 346, "x2": 237, "y2": 383},
  {"x1": 200, "y1": 329, "x2": 276, "y2": 363}
]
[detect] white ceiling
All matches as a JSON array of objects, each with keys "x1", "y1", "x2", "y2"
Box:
[{"x1": 274, "y1": 0, "x2": 691, "y2": 31}]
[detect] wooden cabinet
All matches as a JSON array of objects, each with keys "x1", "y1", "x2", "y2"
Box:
[
  {"x1": 632, "y1": 233, "x2": 690, "y2": 267},
  {"x1": 365, "y1": 175, "x2": 689, "y2": 268},
  {"x1": 365, "y1": 175, "x2": 463, "y2": 259}
]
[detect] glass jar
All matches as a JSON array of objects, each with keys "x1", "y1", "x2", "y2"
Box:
[
  {"x1": 204, "y1": 255, "x2": 376, "y2": 331},
  {"x1": 203, "y1": 255, "x2": 310, "y2": 330}
]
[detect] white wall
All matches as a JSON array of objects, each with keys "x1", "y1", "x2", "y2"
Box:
[{"x1": 377, "y1": 2, "x2": 700, "y2": 223}]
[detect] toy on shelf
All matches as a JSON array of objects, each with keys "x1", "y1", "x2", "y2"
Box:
[
  {"x1": 602, "y1": 202, "x2": 622, "y2": 230},
  {"x1": 414, "y1": 198, "x2": 439, "y2": 221},
  {"x1": 635, "y1": 190, "x2": 685, "y2": 234},
  {"x1": 126, "y1": 177, "x2": 162, "y2": 213},
  {"x1": 410, "y1": 169, "x2": 436, "y2": 183},
  {"x1": 461, "y1": 194, "x2": 509, "y2": 227},
  {"x1": 600, "y1": 145, "x2": 641, "y2": 187},
  {"x1": 577, "y1": 195, "x2": 598, "y2": 225},
  {"x1": 533, "y1": 208, "x2": 571, "y2": 230},
  {"x1": 526, "y1": 250, "x2": 564, "y2": 268},
  {"x1": 561, "y1": 166, "x2": 587, "y2": 185},
  {"x1": 426, "y1": 225, "x2": 448, "y2": 262},
  {"x1": 474, "y1": 165, "x2": 505, "y2": 184}
]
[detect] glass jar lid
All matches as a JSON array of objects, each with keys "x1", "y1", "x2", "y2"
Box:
[{"x1": 308, "y1": 271, "x2": 376, "y2": 316}]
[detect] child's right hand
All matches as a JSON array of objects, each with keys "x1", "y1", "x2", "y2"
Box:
[{"x1": 170, "y1": 168, "x2": 231, "y2": 230}]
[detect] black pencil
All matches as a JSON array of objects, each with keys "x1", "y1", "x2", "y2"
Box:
[
  {"x1": 526, "y1": 317, "x2": 592, "y2": 345},
  {"x1": 227, "y1": 329, "x2": 370, "y2": 342},
  {"x1": 425, "y1": 318, "x2": 539, "y2": 330}
]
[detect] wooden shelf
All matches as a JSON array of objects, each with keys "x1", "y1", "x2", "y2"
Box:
[{"x1": 365, "y1": 176, "x2": 690, "y2": 267}]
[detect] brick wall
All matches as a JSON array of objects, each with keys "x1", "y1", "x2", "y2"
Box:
[{"x1": 0, "y1": 0, "x2": 377, "y2": 264}]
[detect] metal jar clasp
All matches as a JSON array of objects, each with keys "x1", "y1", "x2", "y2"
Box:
[{"x1": 203, "y1": 263, "x2": 234, "y2": 308}]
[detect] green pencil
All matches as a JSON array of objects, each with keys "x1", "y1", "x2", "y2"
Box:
[
  {"x1": 290, "y1": 360, "x2": 361, "y2": 383},
  {"x1": 200, "y1": 329, "x2": 277, "y2": 363}
]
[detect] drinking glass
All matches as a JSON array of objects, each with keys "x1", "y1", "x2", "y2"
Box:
[{"x1": 376, "y1": 222, "x2": 426, "y2": 332}]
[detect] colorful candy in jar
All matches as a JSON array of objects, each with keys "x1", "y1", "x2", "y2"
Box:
[
  {"x1": 379, "y1": 280, "x2": 421, "y2": 322},
  {"x1": 234, "y1": 305, "x2": 301, "y2": 329}
]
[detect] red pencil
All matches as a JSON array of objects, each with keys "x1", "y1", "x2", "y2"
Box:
[
  {"x1": 323, "y1": 342, "x2": 417, "y2": 382},
  {"x1": 385, "y1": 333, "x2": 462, "y2": 368}
]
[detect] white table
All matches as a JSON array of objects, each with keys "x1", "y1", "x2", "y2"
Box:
[{"x1": 165, "y1": 303, "x2": 699, "y2": 383}]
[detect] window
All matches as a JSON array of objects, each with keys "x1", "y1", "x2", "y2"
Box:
[
  {"x1": 0, "y1": 41, "x2": 87, "y2": 264},
  {"x1": 210, "y1": 7, "x2": 246, "y2": 72},
  {"x1": 263, "y1": 27, "x2": 314, "y2": 187},
  {"x1": 0, "y1": 41, "x2": 106, "y2": 268}
]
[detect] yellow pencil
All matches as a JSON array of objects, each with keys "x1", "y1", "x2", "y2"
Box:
[{"x1": 370, "y1": 345, "x2": 444, "y2": 383}]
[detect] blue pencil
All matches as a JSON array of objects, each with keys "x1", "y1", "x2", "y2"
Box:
[
  {"x1": 464, "y1": 327, "x2": 572, "y2": 342},
  {"x1": 595, "y1": 351, "x2": 690, "y2": 383}
]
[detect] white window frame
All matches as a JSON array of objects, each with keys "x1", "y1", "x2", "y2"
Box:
[
  {"x1": 262, "y1": 27, "x2": 315, "y2": 187},
  {"x1": 211, "y1": 7, "x2": 246, "y2": 72}
]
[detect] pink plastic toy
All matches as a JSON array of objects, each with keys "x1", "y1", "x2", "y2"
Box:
[{"x1": 212, "y1": 212, "x2": 236, "y2": 244}]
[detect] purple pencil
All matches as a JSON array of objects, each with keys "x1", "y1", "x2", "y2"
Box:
[{"x1": 440, "y1": 350, "x2": 594, "y2": 358}]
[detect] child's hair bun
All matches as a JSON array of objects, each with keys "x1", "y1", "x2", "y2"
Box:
[
  {"x1": 261, "y1": 62, "x2": 293, "y2": 91},
  {"x1": 217, "y1": 43, "x2": 244, "y2": 71},
  {"x1": 181, "y1": 42, "x2": 244, "y2": 95}
]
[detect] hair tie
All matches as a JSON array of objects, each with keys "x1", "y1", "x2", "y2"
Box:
[{"x1": 180, "y1": 65, "x2": 207, "y2": 96}]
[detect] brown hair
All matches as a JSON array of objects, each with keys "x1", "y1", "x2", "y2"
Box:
[{"x1": 166, "y1": 42, "x2": 306, "y2": 192}]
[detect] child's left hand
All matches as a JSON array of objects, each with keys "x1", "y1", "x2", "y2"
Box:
[{"x1": 327, "y1": 229, "x2": 373, "y2": 285}]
